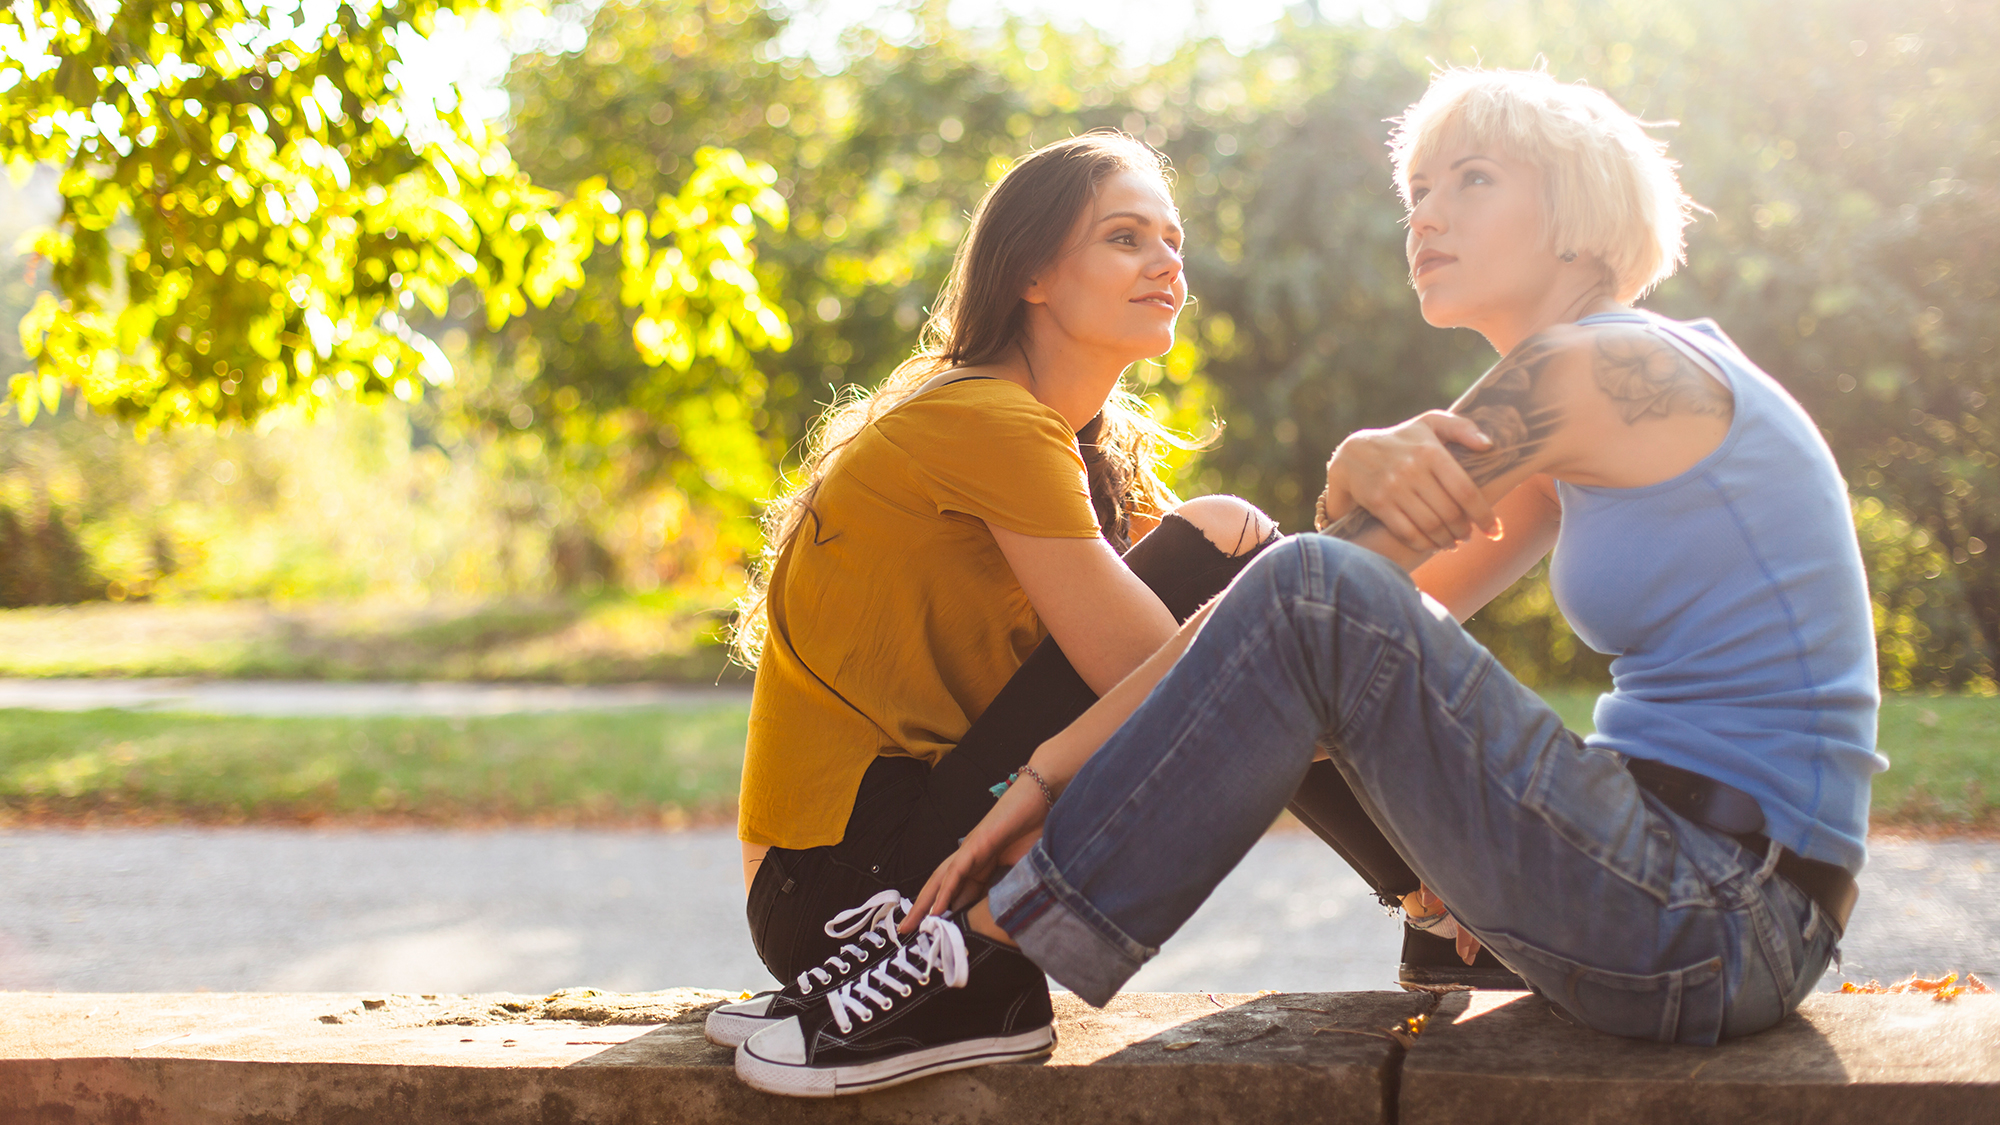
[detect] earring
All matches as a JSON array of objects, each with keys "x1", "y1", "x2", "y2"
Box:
[{"x1": 1559, "y1": 250, "x2": 1578, "y2": 263}]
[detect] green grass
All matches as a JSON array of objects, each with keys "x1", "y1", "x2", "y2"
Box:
[
  {"x1": 0, "y1": 691, "x2": 1990, "y2": 832},
  {"x1": 0, "y1": 594, "x2": 745, "y2": 684},
  {"x1": 1870, "y1": 695, "x2": 2000, "y2": 832},
  {"x1": 0, "y1": 705, "x2": 749, "y2": 825}
]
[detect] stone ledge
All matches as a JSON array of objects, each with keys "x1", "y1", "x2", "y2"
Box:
[
  {"x1": 0, "y1": 990, "x2": 1425, "y2": 1125},
  {"x1": 1408, "y1": 990, "x2": 2000, "y2": 1125},
  {"x1": 2, "y1": 990, "x2": 1995, "y2": 1124}
]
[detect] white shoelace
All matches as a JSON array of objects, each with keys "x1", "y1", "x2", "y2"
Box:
[
  {"x1": 794, "y1": 890, "x2": 910, "y2": 995},
  {"x1": 825, "y1": 912, "x2": 969, "y2": 1035}
]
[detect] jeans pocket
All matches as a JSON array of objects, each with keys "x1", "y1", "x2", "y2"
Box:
[
  {"x1": 1787, "y1": 904, "x2": 1837, "y2": 1008},
  {"x1": 1482, "y1": 928, "x2": 1728, "y2": 1045},
  {"x1": 1520, "y1": 740, "x2": 1685, "y2": 906},
  {"x1": 1724, "y1": 876, "x2": 1836, "y2": 1039}
]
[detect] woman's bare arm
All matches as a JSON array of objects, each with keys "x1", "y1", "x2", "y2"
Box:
[
  {"x1": 1411, "y1": 476, "x2": 1562, "y2": 621},
  {"x1": 905, "y1": 596, "x2": 1219, "y2": 923},
  {"x1": 989, "y1": 528, "x2": 1179, "y2": 695}
]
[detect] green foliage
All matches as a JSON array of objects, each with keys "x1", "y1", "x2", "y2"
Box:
[
  {"x1": 496, "y1": 3, "x2": 1228, "y2": 506},
  {"x1": 0, "y1": 0, "x2": 786, "y2": 428},
  {"x1": 1854, "y1": 496, "x2": 1986, "y2": 692},
  {"x1": 7, "y1": 0, "x2": 1997, "y2": 690},
  {"x1": 0, "y1": 499, "x2": 98, "y2": 606}
]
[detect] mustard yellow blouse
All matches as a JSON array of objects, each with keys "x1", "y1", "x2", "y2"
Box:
[{"x1": 738, "y1": 379, "x2": 1103, "y2": 849}]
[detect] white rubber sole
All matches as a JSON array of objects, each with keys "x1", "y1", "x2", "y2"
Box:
[
  {"x1": 735, "y1": 1025, "x2": 1056, "y2": 1097},
  {"x1": 704, "y1": 1009, "x2": 778, "y2": 1048}
]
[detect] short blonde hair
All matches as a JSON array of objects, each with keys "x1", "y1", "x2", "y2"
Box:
[{"x1": 1388, "y1": 67, "x2": 1697, "y2": 304}]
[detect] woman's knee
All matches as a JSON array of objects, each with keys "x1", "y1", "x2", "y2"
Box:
[
  {"x1": 1247, "y1": 532, "x2": 1411, "y2": 610},
  {"x1": 1169, "y1": 494, "x2": 1277, "y2": 558}
]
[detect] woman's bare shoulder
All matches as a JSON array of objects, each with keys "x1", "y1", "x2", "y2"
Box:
[
  {"x1": 1558, "y1": 320, "x2": 1734, "y2": 424},
  {"x1": 1481, "y1": 321, "x2": 1735, "y2": 488},
  {"x1": 1509, "y1": 321, "x2": 1733, "y2": 421},
  {"x1": 1441, "y1": 319, "x2": 1734, "y2": 490}
]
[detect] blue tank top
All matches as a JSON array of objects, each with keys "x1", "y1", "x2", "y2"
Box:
[{"x1": 1549, "y1": 310, "x2": 1882, "y2": 873}]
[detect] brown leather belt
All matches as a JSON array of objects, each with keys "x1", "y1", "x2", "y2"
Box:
[{"x1": 1625, "y1": 757, "x2": 1857, "y2": 936}]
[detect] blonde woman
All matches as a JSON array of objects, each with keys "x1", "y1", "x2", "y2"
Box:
[{"x1": 732, "y1": 68, "x2": 1881, "y2": 1095}]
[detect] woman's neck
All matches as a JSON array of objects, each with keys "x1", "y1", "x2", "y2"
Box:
[
  {"x1": 1480, "y1": 277, "x2": 1624, "y2": 357},
  {"x1": 999, "y1": 333, "x2": 1129, "y2": 433}
]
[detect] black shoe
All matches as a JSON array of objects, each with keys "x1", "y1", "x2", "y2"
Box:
[
  {"x1": 735, "y1": 911, "x2": 1055, "y2": 1097},
  {"x1": 705, "y1": 890, "x2": 909, "y2": 1047},
  {"x1": 1397, "y1": 925, "x2": 1528, "y2": 990}
]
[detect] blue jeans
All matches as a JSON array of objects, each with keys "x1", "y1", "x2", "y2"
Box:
[{"x1": 988, "y1": 536, "x2": 1838, "y2": 1045}]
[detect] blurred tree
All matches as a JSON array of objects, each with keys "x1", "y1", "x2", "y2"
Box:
[
  {"x1": 1642, "y1": 0, "x2": 2000, "y2": 686},
  {"x1": 486, "y1": 1, "x2": 1231, "y2": 582},
  {"x1": 0, "y1": 0, "x2": 785, "y2": 429},
  {"x1": 8, "y1": 0, "x2": 1993, "y2": 690}
]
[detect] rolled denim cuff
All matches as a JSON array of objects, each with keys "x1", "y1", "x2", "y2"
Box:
[{"x1": 988, "y1": 840, "x2": 1157, "y2": 1007}]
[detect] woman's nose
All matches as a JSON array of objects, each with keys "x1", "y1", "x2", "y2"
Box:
[{"x1": 1407, "y1": 195, "x2": 1444, "y2": 237}]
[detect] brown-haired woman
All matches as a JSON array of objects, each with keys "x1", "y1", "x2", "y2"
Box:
[{"x1": 705, "y1": 132, "x2": 1278, "y2": 1048}]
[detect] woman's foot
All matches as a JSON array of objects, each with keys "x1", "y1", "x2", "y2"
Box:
[
  {"x1": 705, "y1": 890, "x2": 910, "y2": 1047},
  {"x1": 734, "y1": 911, "x2": 1055, "y2": 1097}
]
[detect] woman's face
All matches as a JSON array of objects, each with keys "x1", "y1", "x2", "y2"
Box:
[
  {"x1": 1023, "y1": 169, "x2": 1186, "y2": 359},
  {"x1": 1403, "y1": 133, "x2": 1562, "y2": 335}
]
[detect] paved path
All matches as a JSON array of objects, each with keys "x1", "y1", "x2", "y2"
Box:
[
  {"x1": 1, "y1": 828, "x2": 1990, "y2": 996},
  {"x1": 0, "y1": 678, "x2": 748, "y2": 716}
]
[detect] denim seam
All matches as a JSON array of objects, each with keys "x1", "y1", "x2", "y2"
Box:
[
  {"x1": 1316, "y1": 610, "x2": 1423, "y2": 747},
  {"x1": 1003, "y1": 841, "x2": 1156, "y2": 967},
  {"x1": 1060, "y1": 595, "x2": 1302, "y2": 879},
  {"x1": 1511, "y1": 718, "x2": 1724, "y2": 910}
]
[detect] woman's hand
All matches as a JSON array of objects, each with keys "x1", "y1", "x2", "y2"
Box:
[
  {"x1": 1324, "y1": 412, "x2": 1501, "y2": 554},
  {"x1": 903, "y1": 776, "x2": 1051, "y2": 932},
  {"x1": 1402, "y1": 884, "x2": 1485, "y2": 966}
]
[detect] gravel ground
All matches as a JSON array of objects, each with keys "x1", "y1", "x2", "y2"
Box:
[{"x1": 0, "y1": 827, "x2": 1989, "y2": 996}]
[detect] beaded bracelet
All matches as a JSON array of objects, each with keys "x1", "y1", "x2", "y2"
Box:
[{"x1": 988, "y1": 764, "x2": 1057, "y2": 806}]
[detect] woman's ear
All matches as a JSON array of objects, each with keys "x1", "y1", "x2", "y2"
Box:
[{"x1": 1021, "y1": 275, "x2": 1048, "y2": 306}]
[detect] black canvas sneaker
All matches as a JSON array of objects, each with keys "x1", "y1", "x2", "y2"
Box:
[
  {"x1": 734, "y1": 911, "x2": 1055, "y2": 1097},
  {"x1": 705, "y1": 890, "x2": 910, "y2": 1047}
]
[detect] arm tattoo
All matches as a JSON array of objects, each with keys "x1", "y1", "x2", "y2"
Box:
[
  {"x1": 1592, "y1": 331, "x2": 1733, "y2": 424},
  {"x1": 1316, "y1": 327, "x2": 1734, "y2": 541},
  {"x1": 1317, "y1": 334, "x2": 1570, "y2": 542}
]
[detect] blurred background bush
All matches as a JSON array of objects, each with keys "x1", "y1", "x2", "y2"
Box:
[{"x1": 3, "y1": 0, "x2": 1994, "y2": 692}]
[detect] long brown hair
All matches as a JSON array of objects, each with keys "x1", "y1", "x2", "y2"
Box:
[{"x1": 731, "y1": 131, "x2": 1196, "y2": 668}]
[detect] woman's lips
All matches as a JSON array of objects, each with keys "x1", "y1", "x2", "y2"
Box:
[
  {"x1": 1411, "y1": 252, "x2": 1454, "y2": 280},
  {"x1": 1131, "y1": 293, "x2": 1178, "y2": 312}
]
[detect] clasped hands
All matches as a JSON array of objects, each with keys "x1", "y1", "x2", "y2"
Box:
[{"x1": 1321, "y1": 411, "x2": 1503, "y2": 553}]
